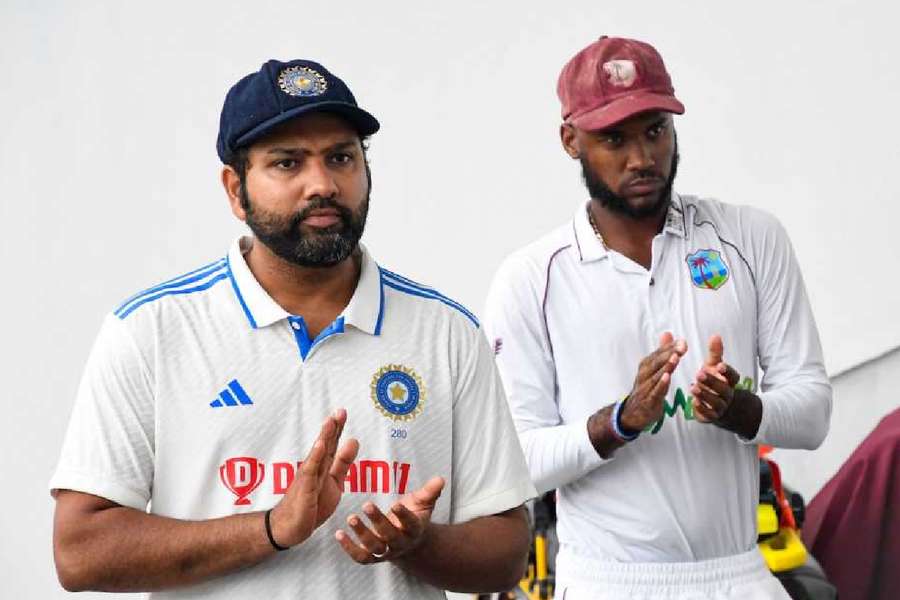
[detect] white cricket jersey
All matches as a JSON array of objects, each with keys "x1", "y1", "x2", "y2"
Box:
[
  {"x1": 51, "y1": 237, "x2": 535, "y2": 599},
  {"x1": 483, "y1": 194, "x2": 831, "y2": 563}
]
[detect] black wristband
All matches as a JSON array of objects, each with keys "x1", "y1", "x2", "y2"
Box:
[{"x1": 265, "y1": 509, "x2": 289, "y2": 552}]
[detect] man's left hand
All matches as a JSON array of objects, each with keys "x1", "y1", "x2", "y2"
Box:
[
  {"x1": 335, "y1": 476, "x2": 445, "y2": 564},
  {"x1": 690, "y1": 335, "x2": 762, "y2": 439},
  {"x1": 691, "y1": 334, "x2": 741, "y2": 423}
]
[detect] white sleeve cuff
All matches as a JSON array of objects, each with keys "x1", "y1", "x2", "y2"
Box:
[
  {"x1": 521, "y1": 419, "x2": 610, "y2": 494},
  {"x1": 49, "y1": 468, "x2": 150, "y2": 511},
  {"x1": 574, "y1": 419, "x2": 609, "y2": 471},
  {"x1": 453, "y1": 481, "x2": 537, "y2": 524}
]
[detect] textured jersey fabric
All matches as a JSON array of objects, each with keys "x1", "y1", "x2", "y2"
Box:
[
  {"x1": 483, "y1": 194, "x2": 831, "y2": 563},
  {"x1": 51, "y1": 237, "x2": 535, "y2": 599}
]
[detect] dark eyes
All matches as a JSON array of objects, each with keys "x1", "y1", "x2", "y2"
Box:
[
  {"x1": 271, "y1": 153, "x2": 354, "y2": 170},
  {"x1": 330, "y1": 152, "x2": 353, "y2": 164},
  {"x1": 274, "y1": 159, "x2": 298, "y2": 169},
  {"x1": 647, "y1": 123, "x2": 667, "y2": 138},
  {"x1": 599, "y1": 133, "x2": 623, "y2": 146},
  {"x1": 598, "y1": 122, "x2": 667, "y2": 146}
]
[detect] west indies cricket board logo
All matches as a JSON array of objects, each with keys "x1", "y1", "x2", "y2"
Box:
[{"x1": 686, "y1": 249, "x2": 730, "y2": 290}]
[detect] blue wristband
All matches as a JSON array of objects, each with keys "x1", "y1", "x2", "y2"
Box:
[{"x1": 611, "y1": 396, "x2": 640, "y2": 442}]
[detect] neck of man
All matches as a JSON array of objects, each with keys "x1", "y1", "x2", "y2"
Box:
[
  {"x1": 245, "y1": 238, "x2": 361, "y2": 336},
  {"x1": 589, "y1": 198, "x2": 669, "y2": 271}
]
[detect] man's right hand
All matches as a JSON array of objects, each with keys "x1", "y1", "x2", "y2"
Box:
[
  {"x1": 619, "y1": 332, "x2": 687, "y2": 432},
  {"x1": 269, "y1": 409, "x2": 360, "y2": 548},
  {"x1": 52, "y1": 410, "x2": 360, "y2": 592}
]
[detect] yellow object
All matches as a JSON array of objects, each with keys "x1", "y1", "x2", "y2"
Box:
[
  {"x1": 757, "y1": 504, "x2": 779, "y2": 536},
  {"x1": 758, "y1": 527, "x2": 807, "y2": 572},
  {"x1": 535, "y1": 534, "x2": 548, "y2": 580},
  {"x1": 517, "y1": 532, "x2": 553, "y2": 599}
]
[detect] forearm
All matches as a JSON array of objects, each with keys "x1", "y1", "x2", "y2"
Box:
[
  {"x1": 394, "y1": 507, "x2": 530, "y2": 593},
  {"x1": 54, "y1": 493, "x2": 276, "y2": 592},
  {"x1": 587, "y1": 403, "x2": 635, "y2": 458}
]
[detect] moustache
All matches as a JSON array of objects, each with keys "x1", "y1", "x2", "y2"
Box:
[
  {"x1": 290, "y1": 197, "x2": 353, "y2": 230},
  {"x1": 623, "y1": 170, "x2": 665, "y2": 186}
]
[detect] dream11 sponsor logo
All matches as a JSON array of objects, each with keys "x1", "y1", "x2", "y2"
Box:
[{"x1": 219, "y1": 456, "x2": 412, "y2": 506}]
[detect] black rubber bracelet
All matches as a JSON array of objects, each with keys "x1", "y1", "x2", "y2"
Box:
[{"x1": 265, "y1": 509, "x2": 289, "y2": 552}]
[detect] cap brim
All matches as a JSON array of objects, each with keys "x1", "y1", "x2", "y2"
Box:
[
  {"x1": 235, "y1": 101, "x2": 380, "y2": 148},
  {"x1": 570, "y1": 93, "x2": 684, "y2": 131}
]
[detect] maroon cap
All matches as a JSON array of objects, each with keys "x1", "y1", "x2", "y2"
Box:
[{"x1": 557, "y1": 36, "x2": 685, "y2": 131}]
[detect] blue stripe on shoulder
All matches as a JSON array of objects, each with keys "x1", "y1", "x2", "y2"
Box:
[
  {"x1": 380, "y1": 269, "x2": 479, "y2": 327},
  {"x1": 114, "y1": 258, "x2": 227, "y2": 316},
  {"x1": 380, "y1": 268, "x2": 478, "y2": 322},
  {"x1": 116, "y1": 271, "x2": 229, "y2": 320}
]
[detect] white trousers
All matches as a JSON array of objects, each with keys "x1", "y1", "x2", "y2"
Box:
[{"x1": 555, "y1": 546, "x2": 791, "y2": 600}]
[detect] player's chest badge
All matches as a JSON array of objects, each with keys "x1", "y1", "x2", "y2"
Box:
[
  {"x1": 371, "y1": 365, "x2": 425, "y2": 421},
  {"x1": 686, "y1": 249, "x2": 730, "y2": 290}
]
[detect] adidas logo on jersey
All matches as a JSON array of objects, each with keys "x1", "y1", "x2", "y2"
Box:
[{"x1": 210, "y1": 379, "x2": 254, "y2": 408}]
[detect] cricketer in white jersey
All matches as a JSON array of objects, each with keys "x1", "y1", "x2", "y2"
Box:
[
  {"x1": 50, "y1": 58, "x2": 534, "y2": 598},
  {"x1": 483, "y1": 37, "x2": 831, "y2": 599}
]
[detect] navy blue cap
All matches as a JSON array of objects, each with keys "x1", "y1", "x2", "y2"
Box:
[{"x1": 216, "y1": 59, "x2": 380, "y2": 163}]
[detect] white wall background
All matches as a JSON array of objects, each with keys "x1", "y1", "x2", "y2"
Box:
[
  {"x1": 2, "y1": 1, "x2": 899, "y2": 598},
  {"x1": 772, "y1": 345, "x2": 900, "y2": 502}
]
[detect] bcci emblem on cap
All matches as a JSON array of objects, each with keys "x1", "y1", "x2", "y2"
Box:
[
  {"x1": 686, "y1": 249, "x2": 730, "y2": 290},
  {"x1": 371, "y1": 365, "x2": 425, "y2": 422},
  {"x1": 278, "y1": 66, "x2": 327, "y2": 97}
]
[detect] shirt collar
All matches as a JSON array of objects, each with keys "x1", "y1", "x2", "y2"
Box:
[
  {"x1": 663, "y1": 192, "x2": 687, "y2": 238},
  {"x1": 341, "y1": 244, "x2": 385, "y2": 335},
  {"x1": 571, "y1": 200, "x2": 609, "y2": 263},
  {"x1": 571, "y1": 192, "x2": 687, "y2": 264},
  {"x1": 226, "y1": 237, "x2": 384, "y2": 335}
]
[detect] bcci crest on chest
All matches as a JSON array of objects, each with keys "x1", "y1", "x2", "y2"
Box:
[
  {"x1": 686, "y1": 249, "x2": 730, "y2": 290},
  {"x1": 371, "y1": 365, "x2": 425, "y2": 422}
]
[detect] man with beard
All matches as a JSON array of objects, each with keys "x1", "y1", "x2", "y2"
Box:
[
  {"x1": 483, "y1": 37, "x2": 831, "y2": 599},
  {"x1": 50, "y1": 59, "x2": 534, "y2": 599}
]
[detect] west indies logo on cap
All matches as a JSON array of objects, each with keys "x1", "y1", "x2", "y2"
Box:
[
  {"x1": 371, "y1": 364, "x2": 425, "y2": 422},
  {"x1": 603, "y1": 60, "x2": 637, "y2": 87},
  {"x1": 278, "y1": 65, "x2": 328, "y2": 97}
]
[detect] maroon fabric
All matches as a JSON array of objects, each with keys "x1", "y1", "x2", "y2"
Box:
[
  {"x1": 802, "y1": 408, "x2": 900, "y2": 600},
  {"x1": 557, "y1": 36, "x2": 685, "y2": 130}
]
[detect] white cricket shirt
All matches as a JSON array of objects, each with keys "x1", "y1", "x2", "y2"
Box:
[
  {"x1": 51, "y1": 237, "x2": 535, "y2": 599},
  {"x1": 483, "y1": 194, "x2": 831, "y2": 563}
]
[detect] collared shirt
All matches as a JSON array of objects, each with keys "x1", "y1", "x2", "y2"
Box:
[
  {"x1": 51, "y1": 237, "x2": 535, "y2": 599},
  {"x1": 483, "y1": 194, "x2": 831, "y2": 563}
]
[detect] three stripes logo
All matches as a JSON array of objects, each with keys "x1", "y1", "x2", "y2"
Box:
[{"x1": 210, "y1": 379, "x2": 254, "y2": 408}]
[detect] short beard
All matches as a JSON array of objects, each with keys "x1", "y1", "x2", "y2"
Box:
[
  {"x1": 580, "y1": 135, "x2": 680, "y2": 219},
  {"x1": 240, "y1": 166, "x2": 371, "y2": 268}
]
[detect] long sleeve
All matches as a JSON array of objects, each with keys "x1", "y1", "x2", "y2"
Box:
[
  {"x1": 483, "y1": 253, "x2": 606, "y2": 495},
  {"x1": 744, "y1": 211, "x2": 832, "y2": 449}
]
